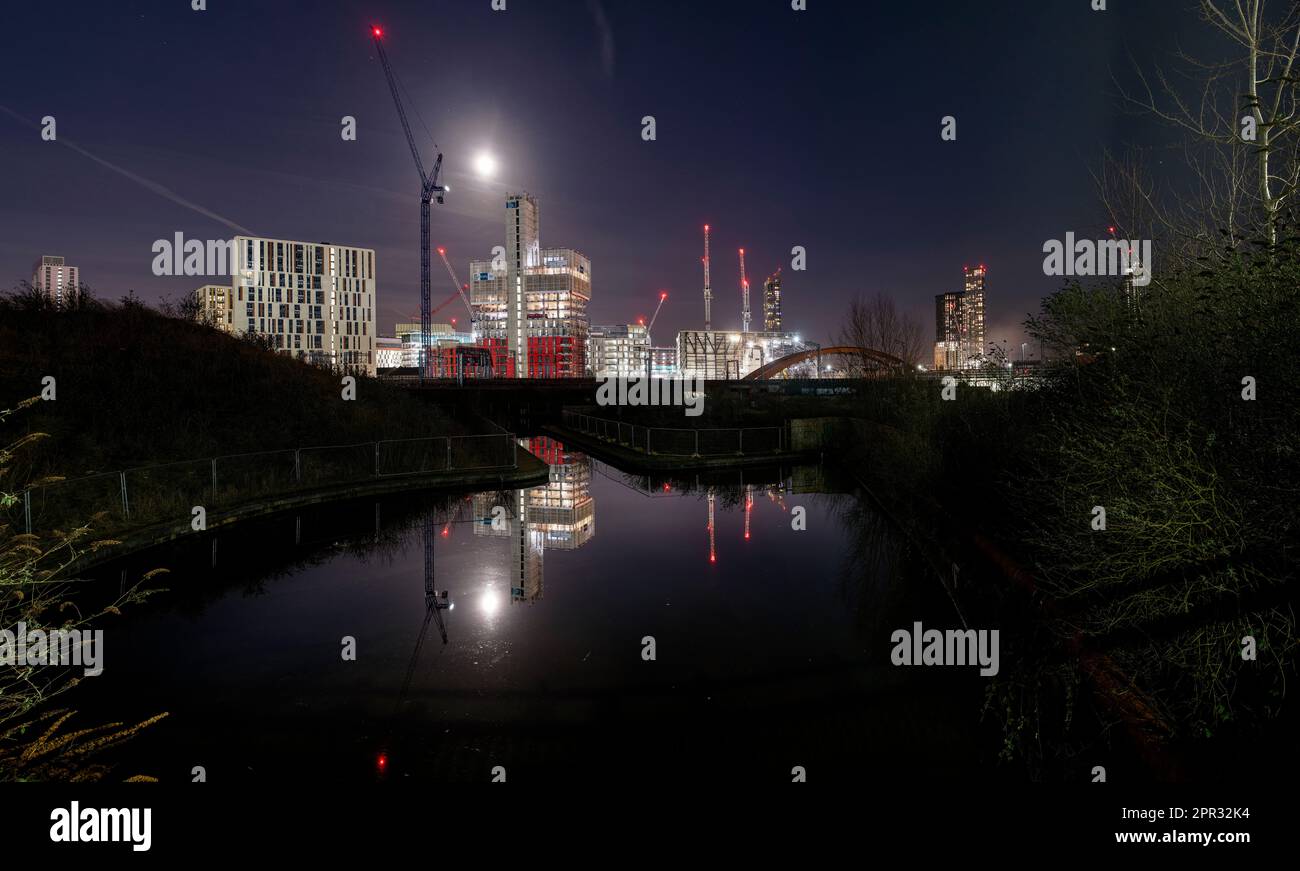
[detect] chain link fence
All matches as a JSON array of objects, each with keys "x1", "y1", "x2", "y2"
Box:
[
  {"x1": 14, "y1": 434, "x2": 516, "y2": 537},
  {"x1": 561, "y1": 410, "x2": 783, "y2": 458}
]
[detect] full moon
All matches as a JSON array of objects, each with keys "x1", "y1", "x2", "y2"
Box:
[{"x1": 473, "y1": 152, "x2": 498, "y2": 177}]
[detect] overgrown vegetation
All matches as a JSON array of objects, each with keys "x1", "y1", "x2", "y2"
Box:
[
  {"x1": 0, "y1": 283, "x2": 464, "y2": 483},
  {"x1": 837, "y1": 241, "x2": 1299, "y2": 776},
  {"x1": 0, "y1": 399, "x2": 166, "y2": 781}
]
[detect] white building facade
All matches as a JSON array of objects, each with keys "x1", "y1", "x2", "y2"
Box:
[
  {"x1": 194, "y1": 236, "x2": 377, "y2": 375},
  {"x1": 31, "y1": 255, "x2": 79, "y2": 306},
  {"x1": 588, "y1": 324, "x2": 649, "y2": 378}
]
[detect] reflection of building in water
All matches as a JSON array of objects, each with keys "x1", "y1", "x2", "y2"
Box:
[
  {"x1": 524, "y1": 437, "x2": 595, "y2": 551},
  {"x1": 473, "y1": 437, "x2": 594, "y2": 603},
  {"x1": 510, "y1": 489, "x2": 546, "y2": 603}
]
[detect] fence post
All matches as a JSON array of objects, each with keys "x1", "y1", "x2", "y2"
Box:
[
  {"x1": 119, "y1": 471, "x2": 130, "y2": 520},
  {"x1": 24, "y1": 489, "x2": 31, "y2": 534},
  {"x1": 739, "y1": 428, "x2": 744, "y2": 455},
  {"x1": 373, "y1": 443, "x2": 379, "y2": 478},
  {"x1": 295, "y1": 450, "x2": 302, "y2": 484},
  {"x1": 446, "y1": 437, "x2": 452, "y2": 471},
  {"x1": 212, "y1": 458, "x2": 218, "y2": 502},
  {"x1": 646, "y1": 427, "x2": 651, "y2": 455},
  {"x1": 694, "y1": 430, "x2": 699, "y2": 456},
  {"x1": 512, "y1": 437, "x2": 518, "y2": 468}
]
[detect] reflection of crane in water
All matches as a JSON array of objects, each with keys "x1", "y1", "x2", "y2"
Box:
[
  {"x1": 382, "y1": 510, "x2": 457, "y2": 776},
  {"x1": 396, "y1": 522, "x2": 452, "y2": 711},
  {"x1": 744, "y1": 485, "x2": 754, "y2": 541},
  {"x1": 707, "y1": 490, "x2": 716, "y2": 564}
]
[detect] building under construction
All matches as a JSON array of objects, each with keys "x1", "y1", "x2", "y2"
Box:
[
  {"x1": 676, "y1": 329, "x2": 805, "y2": 380},
  {"x1": 470, "y1": 193, "x2": 591, "y2": 377}
]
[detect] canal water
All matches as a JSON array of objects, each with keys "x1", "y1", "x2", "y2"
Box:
[{"x1": 76, "y1": 436, "x2": 991, "y2": 784}]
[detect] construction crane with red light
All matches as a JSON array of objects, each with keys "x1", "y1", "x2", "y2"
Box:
[
  {"x1": 436, "y1": 245, "x2": 476, "y2": 335},
  {"x1": 371, "y1": 24, "x2": 446, "y2": 380},
  {"x1": 739, "y1": 248, "x2": 750, "y2": 333},
  {"x1": 702, "y1": 224, "x2": 713, "y2": 330},
  {"x1": 647, "y1": 291, "x2": 667, "y2": 343}
]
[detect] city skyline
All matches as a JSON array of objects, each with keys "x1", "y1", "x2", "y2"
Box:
[
  {"x1": 2, "y1": 0, "x2": 1295, "y2": 821},
  {"x1": 0, "y1": 1, "x2": 1191, "y2": 354}
]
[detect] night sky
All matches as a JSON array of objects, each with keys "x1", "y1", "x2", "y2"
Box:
[{"x1": 1, "y1": 0, "x2": 1201, "y2": 351}]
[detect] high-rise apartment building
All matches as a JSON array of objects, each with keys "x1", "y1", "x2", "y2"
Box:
[
  {"x1": 934, "y1": 291, "x2": 964, "y2": 370},
  {"x1": 932, "y1": 265, "x2": 988, "y2": 370},
  {"x1": 31, "y1": 256, "x2": 79, "y2": 306},
  {"x1": 962, "y1": 264, "x2": 986, "y2": 363},
  {"x1": 470, "y1": 194, "x2": 591, "y2": 377},
  {"x1": 193, "y1": 236, "x2": 377, "y2": 375},
  {"x1": 763, "y1": 269, "x2": 782, "y2": 332}
]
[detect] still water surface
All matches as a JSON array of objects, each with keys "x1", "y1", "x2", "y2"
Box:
[{"x1": 80, "y1": 437, "x2": 985, "y2": 783}]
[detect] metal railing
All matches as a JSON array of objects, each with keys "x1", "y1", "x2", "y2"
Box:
[
  {"x1": 561, "y1": 410, "x2": 783, "y2": 458},
  {"x1": 14, "y1": 433, "x2": 517, "y2": 537}
]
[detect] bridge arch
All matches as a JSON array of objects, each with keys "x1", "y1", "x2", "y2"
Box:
[{"x1": 741, "y1": 345, "x2": 907, "y2": 380}]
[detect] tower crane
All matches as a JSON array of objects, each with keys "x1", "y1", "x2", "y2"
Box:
[
  {"x1": 739, "y1": 248, "x2": 750, "y2": 333},
  {"x1": 702, "y1": 225, "x2": 712, "y2": 330},
  {"x1": 638, "y1": 291, "x2": 668, "y2": 378},
  {"x1": 647, "y1": 291, "x2": 667, "y2": 342},
  {"x1": 371, "y1": 25, "x2": 446, "y2": 380},
  {"x1": 436, "y1": 246, "x2": 475, "y2": 331}
]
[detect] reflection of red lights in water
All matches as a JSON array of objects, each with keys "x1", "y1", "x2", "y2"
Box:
[{"x1": 377, "y1": 753, "x2": 388, "y2": 772}]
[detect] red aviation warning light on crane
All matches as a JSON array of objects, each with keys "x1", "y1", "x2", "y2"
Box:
[{"x1": 371, "y1": 23, "x2": 447, "y2": 380}]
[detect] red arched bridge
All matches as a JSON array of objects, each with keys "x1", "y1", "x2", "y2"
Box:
[{"x1": 741, "y1": 345, "x2": 908, "y2": 380}]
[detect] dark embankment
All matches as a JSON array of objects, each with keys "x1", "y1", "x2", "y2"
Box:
[{"x1": 0, "y1": 289, "x2": 463, "y2": 483}]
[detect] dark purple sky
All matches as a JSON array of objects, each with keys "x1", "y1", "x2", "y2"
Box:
[{"x1": 1, "y1": 0, "x2": 1196, "y2": 352}]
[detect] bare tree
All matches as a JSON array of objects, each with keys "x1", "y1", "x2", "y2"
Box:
[
  {"x1": 1114, "y1": 0, "x2": 1300, "y2": 254},
  {"x1": 158, "y1": 291, "x2": 208, "y2": 324},
  {"x1": 837, "y1": 292, "x2": 924, "y2": 372}
]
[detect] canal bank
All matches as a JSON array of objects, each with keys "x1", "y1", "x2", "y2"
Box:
[{"x1": 52, "y1": 443, "x2": 549, "y2": 575}]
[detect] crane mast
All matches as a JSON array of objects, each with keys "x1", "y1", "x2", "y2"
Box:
[
  {"x1": 372, "y1": 26, "x2": 446, "y2": 380},
  {"x1": 703, "y1": 224, "x2": 712, "y2": 331},
  {"x1": 739, "y1": 248, "x2": 750, "y2": 333}
]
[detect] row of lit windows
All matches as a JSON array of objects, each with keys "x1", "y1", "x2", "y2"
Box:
[{"x1": 242, "y1": 240, "x2": 373, "y2": 280}]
